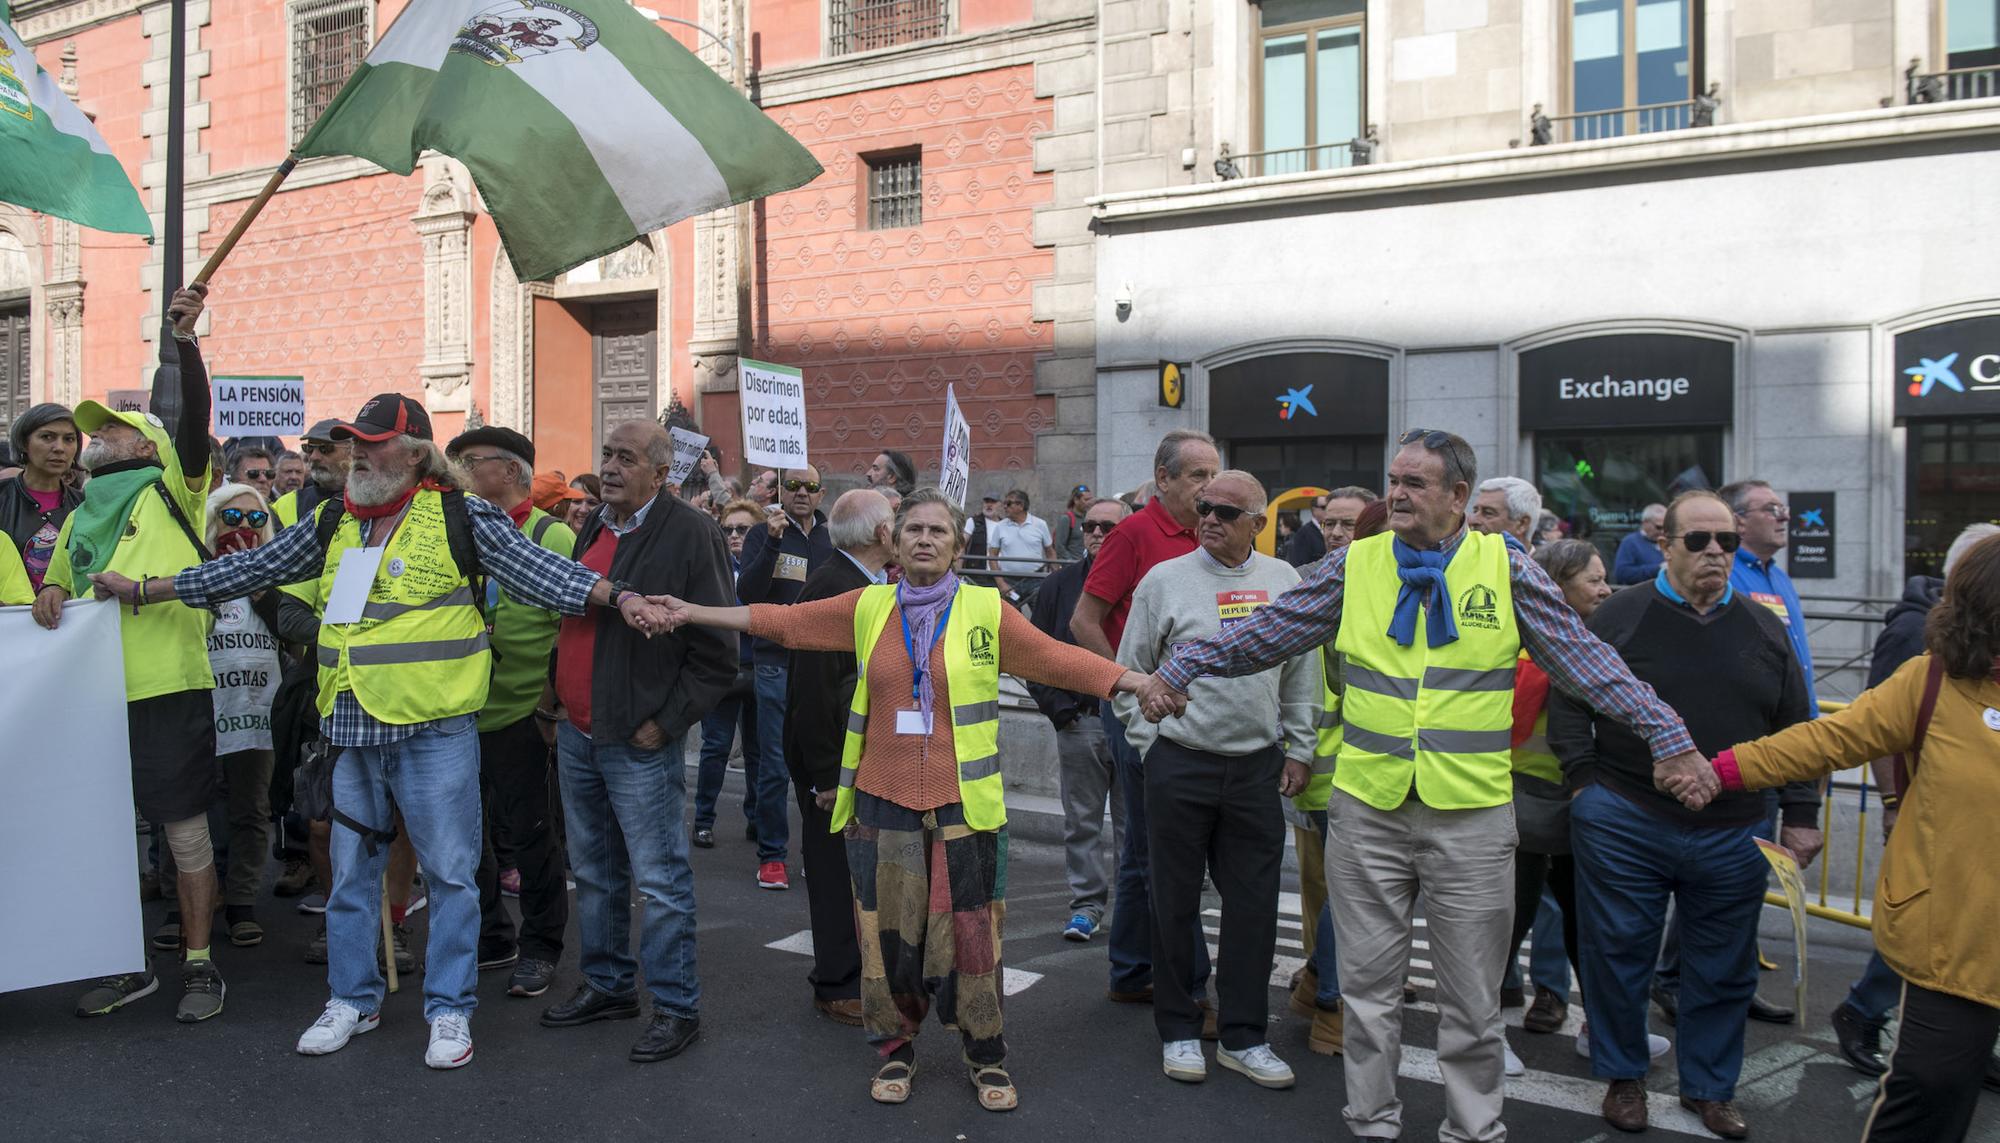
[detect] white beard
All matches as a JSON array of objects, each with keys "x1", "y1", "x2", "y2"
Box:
[
  {"x1": 345, "y1": 465, "x2": 414, "y2": 506},
  {"x1": 79, "y1": 437, "x2": 136, "y2": 471}
]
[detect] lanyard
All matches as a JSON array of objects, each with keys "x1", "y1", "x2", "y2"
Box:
[{"x1": 898, "y1": 588, "x2": 954, "y2": 704}]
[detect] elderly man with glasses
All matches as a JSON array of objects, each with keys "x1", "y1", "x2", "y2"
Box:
[{"x1": 735, "y1": 465, "x2": 832, "y2": 890}]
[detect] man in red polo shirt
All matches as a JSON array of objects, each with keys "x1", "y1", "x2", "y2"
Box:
[{"x1": 1070, "y1": 429, "x2": 1221, "y2": 1007}]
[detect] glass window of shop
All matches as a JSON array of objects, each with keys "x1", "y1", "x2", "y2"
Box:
[
  {"x1": 1520, "y1": 334, "x2": 1734, "y2": 570},
  {"x1": 1894, "y1": 315, "x2": 2000, "y2": 578},
  {"x1": 1208, "y1": 351, "x2": 1389, "y2": 497}
]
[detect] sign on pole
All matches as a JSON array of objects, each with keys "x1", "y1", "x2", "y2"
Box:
[
  {"x1": 941, "y1": 384, "x2": 972, "y2": 508},
  {"x1": 211, "y1": 374, "x2": 305, "y2": 436},
  {"x1": 667, "y1": 427, "x2": 710, "y2": 487},
  {"x1": 1787, "y1": 492, "x2": 1836, "y2": 579},
  {"x1": 738, "y1": 359, "x2": 808, "y2": 469}
]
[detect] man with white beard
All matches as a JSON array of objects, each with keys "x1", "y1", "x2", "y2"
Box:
[
  {"x1": 87, "y1": 391, "x2": 674, "y2": 1071},
  {"x1": 32, "y1": 284, "x2": 229, "y2": 1025}
]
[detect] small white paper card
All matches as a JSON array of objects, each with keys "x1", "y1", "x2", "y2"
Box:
[
  {"x1": 322, "y1": 548, "x2": 384, "y2": 625},
  {"x1": 895, "y1": 709, "x2": 932, "y2": 736}
]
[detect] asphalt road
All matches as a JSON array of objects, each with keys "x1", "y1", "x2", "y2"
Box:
[{"x1": 4, "y1": 790, "x2": 1995, "y2": 1143}]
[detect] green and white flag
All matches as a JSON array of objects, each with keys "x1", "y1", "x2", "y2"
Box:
[
  {"x1": 0, "y1": 1, "x2": 150, "y2": 236},
  {"x1": 296, "y1": 0, "x2": 822, "y2": 282}
]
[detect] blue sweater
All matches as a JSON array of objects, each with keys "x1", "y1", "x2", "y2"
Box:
[
  {"x1": 1612, "y1": 530, "x2": 1664, "y2": 585},
  {"x1": 1730, "y1": 547, "x2": 1817, "y2": 717}
]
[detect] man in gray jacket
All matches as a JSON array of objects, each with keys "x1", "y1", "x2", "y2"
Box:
[{"x1": 1117, "y1": 470, "x2": 1321, "y2": 1091}]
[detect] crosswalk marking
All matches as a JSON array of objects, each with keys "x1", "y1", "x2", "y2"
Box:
[{"x1": 765, "y1": 929, "x2": 1044, "y2": 995}]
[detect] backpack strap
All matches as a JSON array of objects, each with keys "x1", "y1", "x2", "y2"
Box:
[
  {"x1": 529, "y1": 511, "x2": 558, "y2": 547},
  {"x1": 438, "y1": 487, "x2": 487, "y2": 627},
  {"x1": 1891, "y1": 656, "x2": 1948, "y2": 798},
  {"x1": 313, "y1": 497, "x2": 346, "y2": 554},
  {"x1": 153, "y1": 480, "x2": 215, "y2": 563}
]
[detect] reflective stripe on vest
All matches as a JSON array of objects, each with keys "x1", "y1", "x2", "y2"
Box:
[
  {"x1": 1295, "y1": 643, "x2": 1341, "y2": 812},
  {"x1": 313, "y1": 490, "x2": 490, "y2": 725},
  {"x1": 1332, "y1": 531, "x2": 1520, "y2": 811},
  {"x1": 831, "y1": 582, "x2": 1006, "y2": 832}
]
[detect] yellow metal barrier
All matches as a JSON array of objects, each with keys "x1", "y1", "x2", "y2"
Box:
[{"x1": 1762, "y1": 698, "x2": 1877, "y2": 929}]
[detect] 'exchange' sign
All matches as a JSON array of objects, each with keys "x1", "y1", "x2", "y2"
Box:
[{"x1": 1518, "y1": 334, "x2": 1734, "y2": 431}]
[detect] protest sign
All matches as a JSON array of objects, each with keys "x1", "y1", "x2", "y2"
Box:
[
  {"x1": 941, "y1": 384, "x2": 972, "y2": 509},
  {"x1": 0, "y1": 600, "x2": 145, "y2": 992},
  {"x1": 212, "y1": 375, "x2": 305, "y2": 436},
  {"x1": 668, "y1": 427, "x2": 710, "y2": 487},
  {"x1": 104, "y1": 389, "x2": 150, "y2": 414},
  {"x1": 739, "y1": 359, "x2": 808, "y2": 469}
]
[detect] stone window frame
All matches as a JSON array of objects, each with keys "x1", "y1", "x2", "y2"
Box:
[
  {"x1": 861, "y1": 146, "x2": 924, "y2": 230},
  {"x1": 287, "y1": 0, "x2": 374, "y2": 148},
  {"x1": 1248, "y1": 0, "x2": 1369, "y2": 172},
  {"x1": 1556, "y1": 0, "x2": 1705, "y2": 125}
]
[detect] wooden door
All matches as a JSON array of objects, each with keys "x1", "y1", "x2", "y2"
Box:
[{"x1": 592, "y1": 301, "x2": 657, "y2": 458}]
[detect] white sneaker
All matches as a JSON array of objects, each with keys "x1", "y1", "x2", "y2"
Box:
[
  {"x1": 425, "y1": 1012, "x2": 474, "y2": 1070},
  {"x1": 1575, "y1": 1020, "x2": 1671, "y2": 1061},
  {"x1": 1162, "y1": 1039, "x2": 1206, "y2": 1083},
  {"x1": 1504, "y1": 1036, "x2": 1526, "y2": 1077},
  {"x1": 296, "y1": 1001, "x2": 378, "y2": 1055},
  {"x1": 1217, "y1": 1043, "x2": 1296, "y2": 1089}
]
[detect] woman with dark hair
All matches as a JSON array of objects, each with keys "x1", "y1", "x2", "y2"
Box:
[
  {"x1": 1351, "y1": 498, "x2": 1389, "y2": 543},
  {"x1": 566, "y1": 472, "x2": 602, "y2": 531},
  {"x1": 0, "y1": 403, "x2": 83, "y2": 602},
  {"x1": 1677, "y1": 533, "x2": 2000, "y2": 1142}
]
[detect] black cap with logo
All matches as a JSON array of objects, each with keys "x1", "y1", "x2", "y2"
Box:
[{"x1": 331, "y1": 393, "x2": 433, "y2": 443}]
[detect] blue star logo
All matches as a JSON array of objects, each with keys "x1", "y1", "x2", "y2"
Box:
[
  {"x1": 1277, "y1": 384, "x2": 1317, "y2": 421},
  {"x1": 1905, "y1": 353, "x2": 1963, "y2": 397},
  {"x1": 1798, "y1": 509, "x2": 1825, "y2": 528}
]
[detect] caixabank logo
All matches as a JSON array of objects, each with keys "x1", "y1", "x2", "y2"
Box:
[{"x1": 1894, "y1": 317, "x2": 2000, "y2": 417}]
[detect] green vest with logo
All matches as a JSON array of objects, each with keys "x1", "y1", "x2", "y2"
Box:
[
  {"x1": 832, "y1": 582, "x2": 1005, "y2": 832},
  {"x1": 1333, "y1": 531, "x2": 1519, "y2": 811},
  {"x1": 478, "y1": 507, "x2": 574, "y2": 731},
  {"x1": 1292, "y1": 643, "x2": 1341, "y2": 812},
  {"x1": 312, "y1": 490, "x2": 490, "y2": 724}
]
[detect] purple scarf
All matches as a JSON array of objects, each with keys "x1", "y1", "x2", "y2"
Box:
[{"x1": 897, "y1": 571, "x2": 960, "y2": 715}]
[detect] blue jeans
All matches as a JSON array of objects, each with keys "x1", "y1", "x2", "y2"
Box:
[
  {"x1": 692, "y1": 689, "x2": 758, "y2": 831},
  {"x1": 1504, "y1": 893, "x2": 1569, "y2": 997},
  {"x1": 1103, "y1": 705, "x2": 1210, "y2": 995},
  {"x1": 1309, "y1": 809, "x2": 1341, "y2": 1003},
  {"x1": 1571, "y1": 784, "x2": 1766, "y2": 1099},
  {"x1": 556, "y1": 721, "x2": 700, "y2": 1018},
  {"x1": 1655, "y1": 797, "x2": 1775, "y2": 997},
  {"x1": 1844, "y1": 951, "x2": 1904, "y2": 1026},
  {"x1": 751, "y1": 665, "x2": 792, "y2": 863},
  {"x1": 328, "y1": 715, "x2": 482, "y2": 1021}
]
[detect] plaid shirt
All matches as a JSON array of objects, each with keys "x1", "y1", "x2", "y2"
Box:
[
  {"x1": 1157, "y1": 528, "x2": 1697, "y2": 764},
  {"x1": 175, "y1": 493, "x2": 603, "y2": 747}
]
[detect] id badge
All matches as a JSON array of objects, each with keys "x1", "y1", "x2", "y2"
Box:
[{"x1": 895, "y1": 708, "x2": 932, "y2": 736}]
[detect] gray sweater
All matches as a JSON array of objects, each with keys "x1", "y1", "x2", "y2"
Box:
[{"x1": 1114, "y1": 547, "x2": 1321, "y2": 761}]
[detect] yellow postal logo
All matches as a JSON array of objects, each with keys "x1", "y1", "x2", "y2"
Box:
[{"x1": 451, "y1": 0, "x2": 600, "y2": 66}]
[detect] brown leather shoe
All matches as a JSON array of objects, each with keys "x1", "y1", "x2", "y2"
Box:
[
  {"x1": 1199, "y1": 999, "x2": 1219, "y2": 1041},
  {"x1": 812, "y1": 996, "x2": 863, "y2": 1026},
  {"x1": 1308, "y1": 1004, "x2": 1344, "y2": 1056},
  {"x1": 1523, "y1": 989, "x2": 1568, "y2": 1034},
  {"x1": 1680, "y1": 1096, "x2": 1749, "y2": 1139},
  {"x1": 1106, "y1": 985, "x2": 1154, "y2": 1004},
  {"x1": 1602, "y1": 1079, "x2": 1648, "y2": 1133}
]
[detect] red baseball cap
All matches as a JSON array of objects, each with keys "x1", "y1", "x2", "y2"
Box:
[{"x1": 331, "y1": 393, "x2": 433, "y2": 443}]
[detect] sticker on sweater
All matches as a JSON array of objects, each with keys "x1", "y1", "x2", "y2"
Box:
[
  {"x1": 1984, "y1": 707, "x2": 2000, "y2": 732},
  {"x1": 896, "y1": 708, "x2": 933, "y2": 736},
  {"x1": 775, "y1": 553, "x2": 809, "y2": 582},
  {"x1": 1217, "y1": 589, "x2": 1269, "y2": 629},
  {"x1": 1746, "y1": 591, "x2": 1791, "y2": 625}
]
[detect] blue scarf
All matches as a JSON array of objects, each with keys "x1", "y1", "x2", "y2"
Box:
[
  {"x1": 897, "y1": 571, "x2": 960, "y2": 715},
  {"x1": 1388, "y1": 538, "x2": 1459, "y2": 648}
]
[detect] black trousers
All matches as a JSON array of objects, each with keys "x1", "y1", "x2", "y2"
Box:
[
  {"x1": 475, "y1": 715, "x2": 569, "y2": 962},
  {"x1": 1506, "y1": 852, "x2": 1581, "y2": 997},
  {"x1": 1864, "y1": 980, "x2": 2000, "y2": 1142},
  {"x1": 1144, "y1": 736, "x2": 1284, "y2": 1050},
  {"x1": 786, "y1": 753, "x2": 861, "y2": 1001}
]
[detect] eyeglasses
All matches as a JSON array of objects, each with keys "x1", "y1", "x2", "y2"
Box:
[
  {"x1": 300, "y1": 442, "x2": 341, "y2": 456},
  {"x1": 1004, "y1": 499, "x2": 1025, "y2": 508},
  {"x1": 218, "y1": 507, "x2": 270, "y2": 528},
  {"x1": 1080, "y1": 519, "x2": 1118, "y2": 534},
  {"x1": 1399, "y1": 428, "x2": 1452, "y2": 449},
  {"x1": 783, "y1": 479, "x2": 822, "y2": 493},
  {"x1": 238, "y1": 468, "x2": 274, "y2": 481},
  {"x1": 1744, "y1": 504, "x2": 1789, "y2": 521},
  {"x1": 1671, "y1": 530, "x2": 1741, "y2": 553},
  {"x1": 1195, "y1": 500, "x2": 1248, "y2": 523},
  {"x1": 721, "y1": 524, "x2": 753, "y2": 536},
  {"x1": 458, "y1": 453, "x2": 505, "y2": 467}
]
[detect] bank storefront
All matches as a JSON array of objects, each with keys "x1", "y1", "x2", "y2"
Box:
[
  {"x1": 1205, "y1": 347, "x2": 1391, "y2": 496},
  {"x1": 1891, "y1": 310, "x2": 2000, "y2": 579}
]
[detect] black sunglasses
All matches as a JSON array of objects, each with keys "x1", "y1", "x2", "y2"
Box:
[
  {"x1": 1399, "y1": 428, "x2": 1453, "y2": 449},
  {"x1": 238, "y1": 468, "x2": 275, "y2": 481},
  {"x1": 1671, "y1": 530, "x2": 1741, "y2": 553},
  {"x1": 783, "y1": 479, "x2": 822, "y2": 493},
  {"x1": 1080, "y1": 519, "x2": 1118, "y2": 534},
  {"x1": 721, "y1": 524, "x2": 753, "y2": 536},
  {"x1": 1195, "y1": 500, "x2": 1248, "y2": 523},
  {"x1": 300, "y1": 442, "x2": 341, "y2": 456},
  {"x1": 219, "y1": 507, "x2": 269, "y2": 528}
]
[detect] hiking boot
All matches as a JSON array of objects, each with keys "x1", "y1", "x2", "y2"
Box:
[
  {"x1": 273, "y1": 855, "x2": 315, "y2": 897},
  {"x1": 176, "y1": 958, "x2": 226, "y2": 1023},
  {"x1": 1523, "y1": 988, "x2": 1569, "y2": 1033},
  {"x1": 384, "y1": 923, "x2": 417, "y2": 974},
  {"x1": 1307, "y1": 1004, "x2": 1344, "y2": 1056},
  {"x1": 75, "y1": 971, "x2": 159, "y2": 1017},
  {"x1": 305, "y1": 923, "x2": 328, "y2": 965}
]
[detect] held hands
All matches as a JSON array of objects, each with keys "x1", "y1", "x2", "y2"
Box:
[
  {"x1": 617, "y1": 591, "x2": 675, "y2": 639},
  {"x1": 1279, "y1": 759, "x2": 1310, "y2": 799},
  {"x1": 1653, "y1": 750, "x2": 1721, "y2": 810},
  {"x1": 643, "y1": 594, "x2": 693, "y2": 633},
  {"x1": 1779, "y1": 824, "x2": 1825, "y2": 870},
  {"x1": 1135, "y1": 672, "x2": 1188, "y2": 723}
]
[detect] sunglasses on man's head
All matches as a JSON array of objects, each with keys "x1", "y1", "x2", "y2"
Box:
[
  {"x1": 783, "y1": 479, "x2": 822, "y2": 493},
  {"x1": 1399, "y1": 428, "x2": 1453, "y2": 449},
  {"x1": 1080, "y1": 519, "x2": 1118, "y2": 534},
  {"x1": 1195, "y1": 500, "x2": 1248, "y2": 523},
  {"x1": 219, "y1": 507, "x2": 269, "y2": 528},
  {"x1": 1671, "y1": 530, "x2": 1741, "y2": 553}
]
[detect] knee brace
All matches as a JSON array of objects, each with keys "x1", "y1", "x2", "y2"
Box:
[{"x1": 163, "y1": 815, "x2": 215, "y2": 874}]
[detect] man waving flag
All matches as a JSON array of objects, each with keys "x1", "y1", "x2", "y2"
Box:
[
  {"x1": 294, "y1": 0, "x2": 821, "y2": 281},
  {"x1": 0, "y1": 0, "x2": 151, "y2": 236}
]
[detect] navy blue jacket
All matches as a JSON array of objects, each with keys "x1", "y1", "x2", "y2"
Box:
[{"x1": 736, "y1": 509, "x2": 832, "y2": 666}]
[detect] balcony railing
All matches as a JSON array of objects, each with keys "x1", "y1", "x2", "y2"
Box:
[
  {"x1": 1907, "y1": 58, "x2": 2000, "y2": 103},
  {"x1": 828, "y1": 0, "x2": 949, "y2": 57},
  {"x1": 1527, "y1": 85, "x2": 1719, "y2": 145},
  {"x1": 1213, "y1": 127, "x2": 1379, "y2": 180}
]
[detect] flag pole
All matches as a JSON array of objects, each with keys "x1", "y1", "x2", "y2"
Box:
[
  {"x1": 192, "y1": 156, "x2": 296, "y2": 286},
  {"x1": 148, "y1": 0, "x2": 188, "y2": 435}
]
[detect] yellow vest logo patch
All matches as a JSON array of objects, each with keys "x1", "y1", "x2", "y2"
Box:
[
  {"x1": 1458, "y1": 584, "x2": 1501, "y2": 630},
  {"x1": 966, "y1": 625, "x2": 996, "y2": 666}
]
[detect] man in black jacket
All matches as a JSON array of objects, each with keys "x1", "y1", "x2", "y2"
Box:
[
  {"x1": 541, "y1": 420, "x2": 736, "y2": 1064},
  {"x1": 783, "y1": 489, "x2": 895, "y2": 1026},
  {"x1": 736, "y1": 464, "x2": 831, "y2": 889},
  {"x1": 1029, "y1": 496, "x2": 1129, "y2": 942},
  {"x1": 1284, "y1": 495, "x2": 1326, "y2": 567}
]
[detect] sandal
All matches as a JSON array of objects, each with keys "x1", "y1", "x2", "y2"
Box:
[
  {"x1": 870, "y1": 1059, "x2": 915, "y2": 1104},
  {"x1": 229, "y1": 919, "x2": 265, "y2": 948},
  {"x1": 968, "y1": 1064, "x2": 1018, "y2": 1112}
]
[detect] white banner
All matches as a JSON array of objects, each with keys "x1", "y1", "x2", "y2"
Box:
[
  {"x1": 667, "y1": 426, "x2": 710, "y2": 487},
  {"x1": 212, "y1": 374, "x2": 306, "y2": 436},
  {"x1": 738, "y1": 359, "x2": 809, "y2": 469},
  {"x1": 0, "y1": 600, "x2": 145, "y2": 992},
  {"x1": 940, "y1": 383, "x2": 972, "y2": 509}
]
